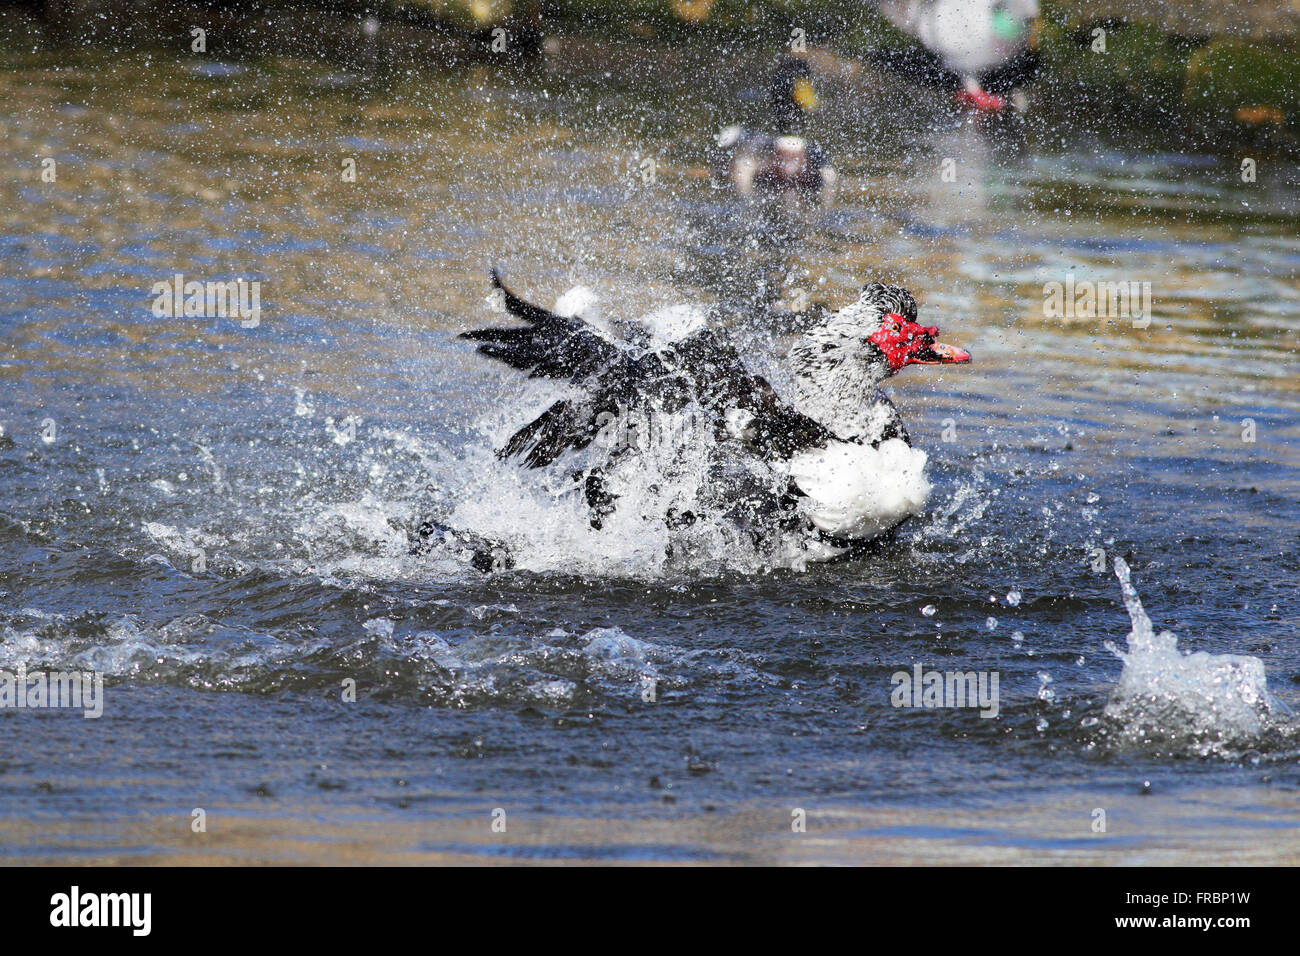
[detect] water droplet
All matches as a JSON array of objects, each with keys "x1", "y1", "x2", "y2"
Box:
[
  {"x1": 1006, "y1": 590, "x2": 1022, "y2": 606},
  {"x1": 985, "y1": 617, "x2": 997, "y2": 630},
  {"x1": 921, "y1": 604, "x2": 936, "y2": 617},
  {"x1": 1037, "y1": 672, "x2": 1056, "y2": 702}
]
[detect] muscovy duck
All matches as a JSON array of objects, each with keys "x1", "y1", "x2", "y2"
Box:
[
  {"x1": 875, "y1": 0, "x2": 1042, "y2": 113},
  {"x1": 712, "y1": 57, "x2": 837, "y2": 198},
  {"x1": 451, "y1": 271, "x2": 971, "y2": 564}
]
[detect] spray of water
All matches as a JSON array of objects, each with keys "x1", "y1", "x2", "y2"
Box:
[{"x1": 1103, "y1": 557, "x2": 1290, "y2": 758}]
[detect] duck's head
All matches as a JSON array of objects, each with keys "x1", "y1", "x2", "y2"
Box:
[
  {"x1": 770, "y1": 57, "x2": 819, "y2": 133},
  {"x1": 789, "y1": 283, "x2": 971, "y2": 440},
  {"x1": 794, "y1": 283, "x2": 971, "y2": 384},
  {"x1": 860, "y1": 284, "x2": 972, "y2": 373}
]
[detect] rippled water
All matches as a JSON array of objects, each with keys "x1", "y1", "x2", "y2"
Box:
[{"x1": 2, "y1": 37, "x2": 1299, "y2": 863}]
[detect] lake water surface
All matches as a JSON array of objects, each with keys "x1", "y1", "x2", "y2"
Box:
[{"x1": 1, "y1": 37, "x2": 1299, "y2": 863}]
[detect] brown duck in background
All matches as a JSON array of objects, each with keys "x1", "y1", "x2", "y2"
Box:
[{"x1": 711, "y1": 57, "x2": 837, "y2": 199}]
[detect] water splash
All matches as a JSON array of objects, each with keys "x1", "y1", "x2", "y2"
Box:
[
  {"x1": 440, "y1": 405, "x2": 784, "y2": 577},
  {"x1": 1103, "y1": 557, "x2": 1290, "y2": 758},
  {"x1": 0, "y1": 608, "x2": 774, "y2": 708}
]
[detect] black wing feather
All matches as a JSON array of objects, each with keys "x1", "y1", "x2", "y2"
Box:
[
  {"x1": 460, "y1": 270, "x2": 628, "y2": 383},
  {"x1": 497, "y1": 397, "x2": 621, "y2": 468},
  {"x1": 662, "y1": 329, "x2": 833, "y2": 457},
  {"x1": 462, "y1": 272, "x2": 833, "y2": 468}
]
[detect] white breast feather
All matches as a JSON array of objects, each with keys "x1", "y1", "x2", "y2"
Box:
[{"x1": 785, "y1": 438, "x2": 931, "y2": 539}]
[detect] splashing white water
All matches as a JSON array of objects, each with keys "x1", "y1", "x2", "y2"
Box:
[
  {"x1": 428, "y1": 284, "x2": 939, "y2": 576},
  {"x1": 1103, "y1": 557, "x2": 1287, "y2": 756},
  {"x1": 443, "y1": 402, "x2": 787, "y2": 576}
]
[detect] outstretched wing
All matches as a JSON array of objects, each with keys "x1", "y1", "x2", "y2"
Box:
[
  {"x1": 462, "y1": 272, "x2": 834, "y2": 469},
  {"x1": 461, "y1": 271, "x2": 638, "y2": 467},
  {"x1": 460, "y1": 270, "x2": 630, "y2": 383}
]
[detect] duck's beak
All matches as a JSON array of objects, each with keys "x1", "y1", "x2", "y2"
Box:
[
  {"x1": 792, "y1": 77, "x2": 819, "y2": 112},
  {"x1": 912, "y1": 341, "x2": 972, "y2": 365}
]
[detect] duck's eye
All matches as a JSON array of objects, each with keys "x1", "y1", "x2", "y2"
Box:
[{"x1": 891, "y1": 323, "x2": 901, "y2": 334}]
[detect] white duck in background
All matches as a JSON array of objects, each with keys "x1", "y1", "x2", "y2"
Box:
[
  {"x1": 876, "y1": 0, "x2": 1042, "y2": 113},
  {"x1": 447, "y1": 272, "x2": 971, "y2": 567}
]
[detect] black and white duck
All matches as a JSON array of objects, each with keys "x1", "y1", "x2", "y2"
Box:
[{"x1": 440, "y1": 270, "x2": 971, "y2": 567}]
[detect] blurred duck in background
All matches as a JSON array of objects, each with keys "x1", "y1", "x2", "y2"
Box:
[
  {"x1": 712, "y1": 57, "x2": 838, "y2": 199},
  {"x1": 875, "y1": 0, "x2": 1042, "y2": 113}
]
